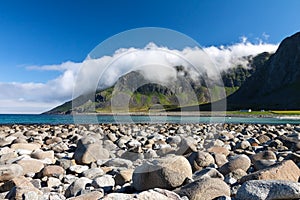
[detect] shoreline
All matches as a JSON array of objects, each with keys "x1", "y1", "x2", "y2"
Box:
[{"x1": 70, "y1": 111, "x2": 277, "y2": 118}]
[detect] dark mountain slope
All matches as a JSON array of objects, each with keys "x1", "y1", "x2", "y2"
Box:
[{"x1": 227, "y1": 32, "x2": 300, "y2": 110}]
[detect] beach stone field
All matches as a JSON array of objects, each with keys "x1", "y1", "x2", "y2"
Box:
[{"x1": 0, "y1": 123, "x2": 300, "y2": 200}]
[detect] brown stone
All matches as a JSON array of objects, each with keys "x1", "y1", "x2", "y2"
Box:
[
  {"x1": 132, "y1": 155, "x2": 192, "y2": 191},
  {"x1": 68, "y1": 191, "x2": 104, "y2": 200},
  {"x1": 11, "y1": 143, "x2": 41, "y2": 151},
  {"x1": 176, "y1": 137, "x2": 197, "y2": 155},
  {"x1": 101, "y1": 166, "x2": 113, "y2": 174},
  {"x1": 208, "y1": 146, "x2": 230, "y2": 156},
  {"x1": 213, "y1": 153, "x2": 228, "y2": 167},
  {"x1": 6, "y1": 186, "x2": 42, "y2": 200},
  {"x1": 187, "y1": 151, "x2": 215, "y2": 172},
  {"x1": 251, "y1": 150, "x2": 277, "y2": 163},
  {"x1": 257, "y1": 135, "x2": 271, "y2": 144},
  {"x1": 177, "y1": 178, "x2": 230, "y2": 200},
  {"x1": 0, "y1": 176, "x2": 34, "y2": 192},
  {"x1": 74, "y1": 140, "x2": 109, "y2": 164},
  {"x1": 115, "y1": 169, "x2": 134, "y2": 185},
  {"x1": 0, "y1": 164, "x2": 23, "y2": 182},
  {"x1": 16, "y1": 159, "x2": 44, "y2": 174},
  {"x1": 138, "y1": 188, "x2": 183, "y2": 200},
  {"x1": 42, "y1": 165, "x2": 65, "y2": 178},
  {"x1": 219, "y1": 154, "x2": 251, "y2": 175},
  {"x1": 240, "y1": 160, "x2": 300, "y2": 183},
  {"x1": 31, "y1": 150, "x2": 54, "y2": 161}
]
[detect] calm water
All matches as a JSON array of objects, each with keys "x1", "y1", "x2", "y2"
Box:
[{"x1": 0, "y1": 114, "x2": 299, "y2": 125}]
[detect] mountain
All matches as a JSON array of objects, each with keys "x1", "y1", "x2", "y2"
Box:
[
  {"x1": 45, "y1": 60, "x2": 260, "y2": 114},
  {"x1": 226, "y1": 32, "x2": 300, "y2": 110},
  {"x1": 46, "y1": 69, "x2": 210, "y2": 114},
  {"x1": 47, "y1": 31, "x2": 294, "y2": 115}
]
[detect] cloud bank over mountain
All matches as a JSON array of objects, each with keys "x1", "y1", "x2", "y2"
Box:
[{"x1": 0, "y1": 39, "x2": 278, "y2": 113}]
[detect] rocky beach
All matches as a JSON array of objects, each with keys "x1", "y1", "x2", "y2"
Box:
[{"x1": 0, "y1": 123, "x2": 299, "y2": 200}]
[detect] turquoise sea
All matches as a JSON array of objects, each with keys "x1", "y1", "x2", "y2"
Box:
[{"x1": 0, "y1": 114, "x2": 299, "y2": 125}]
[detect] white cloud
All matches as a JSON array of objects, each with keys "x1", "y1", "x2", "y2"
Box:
[
  {"x1": 0, "y1": 39, "x2": 279, "y2": 114},
  {"x1": 26, "y1": 61, "x2": 81, "y2": 71},
  {"x1": 0, "y1": 99, "x2": 59, "y2": 114},
  {"x1": 204, "y1": 38, "x2": 278, "y2": 72}
]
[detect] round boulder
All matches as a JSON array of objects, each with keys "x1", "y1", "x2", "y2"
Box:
[
  {"x1": 219, "y1": 154, "x2": 251, "y2": 175},
  {"x1": 177, "y1": 178, "x2": 230, "y2": 200},
  {"x1": 187, "y1": 151, "x2": 215, "y2": 172},
  {"x1": 132, "y1": 155, "x2": 192, "y2": 191}
]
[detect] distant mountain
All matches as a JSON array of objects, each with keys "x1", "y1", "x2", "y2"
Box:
[
  {"x1": 45, "y1": 60, "x2": 260, "y2": 114},
  {"x1": 226, "y1": 32, "x2": 300, "y2": 110},
  {"x1": 45, "y1": 69, "x2": 210, "y2": 114},
  {"x1": 46, "y1": 33, "x2": 289, "y2": 115}
]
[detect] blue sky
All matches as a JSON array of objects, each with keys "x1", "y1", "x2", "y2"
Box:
[{"x1": 0, "y1": 0, "x2": 299, "y2": 113}]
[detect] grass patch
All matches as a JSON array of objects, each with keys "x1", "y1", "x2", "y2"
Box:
[
  {"x1": 226, "y1": 110, "x2": 300, "y2": 116},
  {"x1": 271, "y1": 110, "x2": 300, "y2": 115}
]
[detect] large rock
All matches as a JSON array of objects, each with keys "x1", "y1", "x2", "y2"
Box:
[
  {"x1": 236, "y1": 180, "x2": 300, "y2": 200},
  {"x1": 278, "y1": 135, "x2": 300, "y2": 150},
  {"x1": 177, "y1": 178, "x2": 230, "y2": 200},
  {"x1": 73, "y1": 138, "x2": 109, "y2": 164},
  {"x1": 251, "y1": 150, "x2": 277, "y2": 170},
  {"x1": 214, "y1": 153, "x2": 228, "y2": 167},
  {"x1": 0, "y1": 164, "x2": 23, "y2": 182},
  {"x1": 115, "y1": 169, "x2": 134, "y2": 185},
  {"x1": 16, "y1": 159, "x2": 44, "y2": 174},
  {"x1": 176, "y1": 137, "x2": 197, "y2": 155},
  {"x1": 42, "y1": 165, "x2": 65, "y2": 178},
  {"x1": 82, "y1": 168, "x2": 104, "y2": 179},
  {"x1": 240, "y1": 160, "x2": 300, "y2": 183},
  {"x1": 31, "y1": 150, "x2": 55, "y2": 162},
  {"x1": 65, "y1": 177, "x2": 92, "y2": 198},
  {"x1": 11, "y1": 143, "x2": 41, "y2": 152},
  {"x1": 251, "y1": 150, "x2": 277, "y2": 163},
  {"x1": 219, "y1": 154, "x2": 251, "y2": 175},
  {"x1": 92, "y1": 174, "x2": 115, "y2": 192},
  {"x1": 132, "y1": 155, "x2": 192, "y2": 191},
  {"x1": 208, "y1": 146, "x2": 230, "y2": 156},
  {"x1": 47, "y1": 177, "x2": 61, "y2": 188},
  {"x1": 0, "y1": 176, "x2": 34, "y2": 192},
  {"x1": 253, "y1": 160, "x2": 276, "y2": 170},
  {"x1": 187, "y1": 151, "x2": 215, "y2": 172},
  {"x1": 69, "y1": 165, "x2": 89, "y2": 174},
  {"x1": 6, "y1": 186, "x2": 42, "y2": 200}
]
